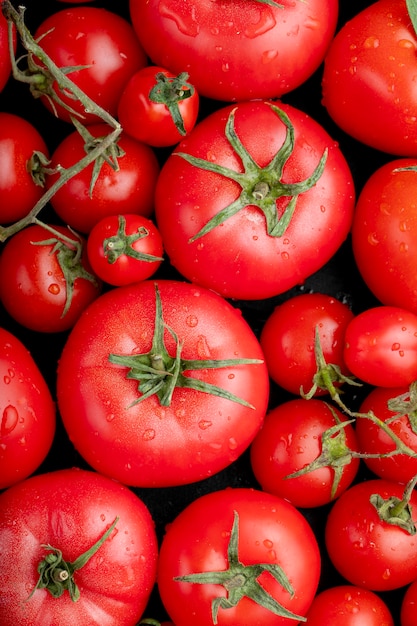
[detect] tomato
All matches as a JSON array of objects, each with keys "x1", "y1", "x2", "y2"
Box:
[
  {"x1": 87, "y1": 214, "x2": 164, "y2": 287},
  {"x1": 305, "y1": 585, "x2": 394, "y2": 625},
  {"x1": 56, "y1": 279, "x2": 269, "y2": 487},
  {"x1": 325, "y1": 478, "x2": 417, "y2": 591},
  {"x1": 0, "y1": 224, "x2": 102, "y2": 333},
  {"x1": 33, "y1": 7, "x2": 147, "y2": 124},
  {"x1": 401, "y1": 579, "x2": 417, "y2": 626},
  {"x1": 129, "y1": 0, "x2": 338, "y2": 102},
  {"x1": 250, "y1": 398, "x2": 360, "y2": 508},
  {"x1": 0, "y1": 11, "x2": 16, "y2": 93},
  {"x1": 118, "y1": 66, "x2": 200, "y2": 147},
  {"x1": 47, "y1": 124, "x2": 160, "y2": 233},
  {"x1": 157, "y1": 488, "x2": 321, "y2": 626},
  {"x1": 0, "y1": 113, "x2": 48, "y2": 224},
  {"x1": 155, "y1": 100, "x2": 355, "y2": 300},
  {"x1": 0, "y1": 327, "x2": 55, "y2": 489},
  {"x1": 352, "y1": 158, "x2": 417, "y2": 314},
  {"x1": 260, "y1": 292, "x2": 354, "y2": 396},
  {"x1": 0, "y1": 468, "x2": 158, "y2": 625},
  {"x1": 357, "y1": 385, "x2": 417, "y2": 484},
  {"x1": 322, "y1": 0, "x2": 417, "y2": 156},
  {"x1": 343, "y1": 306, "x2": 417, "y2": 388}
]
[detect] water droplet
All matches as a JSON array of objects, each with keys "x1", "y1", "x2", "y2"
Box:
[
  {"x1": 199, "y1": 420, "x2": 212, "y2": 430},
  {"x1": 106, "y1": 413, "x2": 115, "y2": 422},
  {"x1": 281, "y1": 251, "x2": 289, "y2": 260},
  {"x1": 48, "y1": 283, "x2": 60, "y2": 295},
  {"x1": 244, "y1": 9, "x2": 276, "y2": 38},
  {"x1": 142, "y1": 428, "x2": 155, "y2": 441},
  {"x1": 399, "y1": 241, "x2": 409, "y2": 253},
  {"x1": 364, "y1": 35, "x2": 380, "y2": 48},
  {"x1": 100, "y1": 514, "x2": 106, "y2": 521},
  {"x1": 186, "y1": 314, "x2": 198, "y2": 327},
  {"x1": 262, "y1": 49, "x2": 278, "y2": 63},
  {"x1": 398, "y1": 38, "x2": 415, "y2": 49},
  {"x1": 228, "y1": 373, "x2": 235, "y2": 379},
  {"x1": 159, "y1": 0, "x2": 199, "y2": 37},
  {"x1": 263, "y1": 539, "x2": 274, "y2": 549},
  {"x1": 228, "y1": 437, "x2": 238, "y2": 450},
  {"x1": 391, "y1": 343, "x2": 401, "y2": 351},
  {"x1": 1, "y1": 405, "x2": 18, "y2": 436},
  {"x1": 367, "y1": 232, "x2": 380, "y2": 246}
]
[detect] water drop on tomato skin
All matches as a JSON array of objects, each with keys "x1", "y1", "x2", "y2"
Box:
[{"x1": 1, "y1": 405, "x2": 18, "y2": 436}]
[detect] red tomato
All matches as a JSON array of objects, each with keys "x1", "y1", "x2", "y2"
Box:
[
  {"x1": 129, "y1": 0, "x2": 338, "y2": 102},
  {"x1": 352, "y1": 158, "x2": 417, "y2": 314},
  {"x1": 357, "y1": 385, "x2": 417, "y2": 484},
  {"x1": 47, "y1": 124, "x2": 160, "y2": 233},
  {"x1": 56, "y1": 280, "x2": 269, "y2": 487},
  {"x1": 401, "y1": 579, "x2": 417, "y2": 626},
  {"x1": 33, "y1": 7, "x2": 147, "y2": 124},
  {"x1": 0, "y1": 113, "x2": 48, "y2": 224},
  {"x1": 87, "y1": 214, "x2": 164, "y2": 286},
  {"x1": 250, "y1": 398, "x2": 360, "y2": 508},
  {"x1": 0, "y1": 327, "x2": 55, "y2": 489},
  {"x1": 322, "y1": 0, "x2": 417, "y2": 156},
  {"x1": 325, "y1": 478, "x2": 417, "y2": 590},
  {"x1": 343, "y1": 306, "x2": 417, "y2": 388},
  {"x1": 305, "y1": 585, "x2": 394, "y2": 625},
  {"x1": 0, "y1": 11, "x2": 16, "y2": 93},
  {"x1": 0, "y1": 468, "x2": 158, "y2": 625},
  {"x1": 118, "y1": 66, "x2": 200, "y2": 147},
  {"x1": 155, "y1": 100, "x2": 355, "y2": 300},
  {"x1": 157, "y1": 488, "x2": 321, "y2": 625},
  {"x1": 260, "y1": 293, "x2": 354, "y2": 396},
  {"x1": 0, "y1": 224, "x2": 102, "y2": 333}
]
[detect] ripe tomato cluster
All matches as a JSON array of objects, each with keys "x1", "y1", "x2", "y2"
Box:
[{"x1": 1, "y1": 0, "x2": 417, "y2": 624}]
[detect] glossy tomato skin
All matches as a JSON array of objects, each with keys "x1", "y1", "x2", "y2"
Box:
[
  {"x1": 357, "y1": 386, "x2": 417, "y2": 484},
  {"x1": 322, "y1": 0, "x2": 417, "y2": 156},
  {"x1": 47, "y1": 125, "x2": 160, "y2": 233},
  {"x1": 56, "y1": 279, "x2": 269, "y2": 487},
  {"x1": 352, "y1": 159, "x2": 417, "y2": 314},
  {"x1": 325, "y1": 478, "x2": 417, "y2": 591},
  {"x1": 0, "y1": 12, "x2": 16, "y2": 93},
  {"x1": 260, "y1": 293, "x2": 354, "y2": 396},
  {"x1": 401, "y1": 579, "x2": 417, "y2": 626},
  {"x1": 155, "y1": 100, "x2": 355, "y2": 300},
  {"x1": 0, "y1": 224, "x2": 102, "y2": 333},
  {"x1": 343, "y1": 306, "x2": 417, "y2": 387},
  {"x1": 129, "y1": 0, "x2": 338, "y2": 102},
  {"x1": 0, "y1": 328, "x2": 55, "y2": 489},
  {"x1": 0, "y1": 113, "x2": 48, "y2": 224},
  {"x1": 87, "y1": 214, "x2": 164, "y2": 286},
  {"x1": 0, "y1": 468, "x2": 158, "y2": 626},
  {"x1": 118, "y1": 66, "x2": 200, "y2": 147},
  {"x1": 304, "y1": 585, "x2": 394, "y2": 625},
  {"x1": 250, "y1": 399, "x2": 360, "y2": 508},
  {"x1": 34, "y1": 7, "x2": 147, "y2": 124},
  {"x1": 157, "y1": 488, "x2": 321, "y2": 626}
]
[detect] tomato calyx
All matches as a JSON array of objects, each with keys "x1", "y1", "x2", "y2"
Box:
[
  {"x1": 370, "y1": 475, "x2": 417, "y2": 535},
  {"x1": 149, "y1": 71, "x2": 195, "y2": 136},
  {"x1": 406, "y1": 0, "x2": 417, "y2": 39},
  {"x1": 174, "y1": 510, "x2": 305, "y2": 624},
  {"x1": 102, "y1": 215, "x2": 164, "y2": 265},
  {"x1": 28, "y1": 516, "x2": 119, "y2": 602},
  {"x1": 108, "y1": 283, "x2": 263, "y2": 408},
  {"x1": 175, "y1": 103, "x2": 327, "y2": 242},
  {"x1": 387, "y1": 381, "x2": 417, "y2": 435}
]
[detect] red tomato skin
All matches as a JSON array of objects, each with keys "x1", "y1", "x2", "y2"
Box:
[
  {"x1": 357, "y1": 386, "x2": 417, "y2": 484},
  {"x1": 322, "y1": 0, "x2": 417, "y2": 156},
  {"x1": 260, "y1": 293, "x2": 354, "y2": 396},
  {"x1": 325, "y1": 478, "x2": 417, "y2": 591},
  {"x1": 0, "y1": 328, "x2": 55, "y2": 489},
  {"x1": 401, "y1": 578, "x2": 417, "y2": 626},
  {"x1": 87, "y1": 214, "x2": 164, "y2": 286},
  {"x1": 56, "y1": 280, "x2": 269, "y2": 487},
  {"x1": 155, "y1": 100, "x2": 355, "y2": 300},
  {"x1": 118, "y1": 66, "x2": 200, "y2": 147},
  {"x1": 304, "y1": 585, "x2": 394, "y2": 626},
  {"x1": 352, "y1": 159, "x2": 417, "y2": 314},
  {"x1": 157, "y1": 488, "x2": 321, "y2": 626},
  {"x1": 250, "y1": 399, "x2": 360, "y2": 508},
  {"x1": 129, "y1": 0, "x2": 338, "y2": 102},
  {"x1": 0, "y1": 468, "x2": 158, "y2": 626},
  {"x1": 0, "y1": 224, "x2": 102, "y2": 333},
  {"x1": 343, "y1": 306, "x2": 417, "y2": 388},
  {"x1": 0, "y1": 113, "x2": 49, "y2": 224},
  {"x1": 47, "y1": 125, "x2": 160, "y2": 233},
  {"x1": 0, "y1": 13, "x2": 16, "y2": 93},
  {"x1": 34, "y1": 7, "x2": 147, "y2": 124}
]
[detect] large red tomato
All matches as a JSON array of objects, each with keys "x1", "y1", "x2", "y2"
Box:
[
  {"x1": 56, "y1": 280, "x2": 269, "y2": 487},
  {"x1": 155, "y1": 100, "x2": 355, "y2": 300},
  {"x1": 129, "y1": 0, "x2": 338, "y2": 101},
  {"x1": 0, "y1": 468, "x2": 158, "y2": 626}
]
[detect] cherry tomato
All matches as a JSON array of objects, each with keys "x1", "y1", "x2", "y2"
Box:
[
  {"x1": 87, "y1": 214, "x2": 164, "y2": 286},
  {"x1": 0, "y1": 224, "x2": 102, "y2": 333},
  {"x1": 157, "y1": 487, "x2": 321, "y2": 625},
  {"x1": 401, "y1": 579, "x2": 417, "y2": 626},
  {"x1": 343, "y1": 306, "x2": 417, "y2": 388},
  {"x1": 305, "y1": 585, "x2": 394, "y2": 625},
  {"x1": 0, "y1": 468, "x2": 158, "y2": 625},
  {"x1": 47, "y1": 124, "x2": 160, "y2": 233},
  {"x1": 118, "y1": 66, "x2": 200, "y2": 147},
  {"x1": 0, "y1": 11, "x2": 16, "y2": 93},
  {"x1": 0, "y1": 113, "x2": 48, "y2": 224}
]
